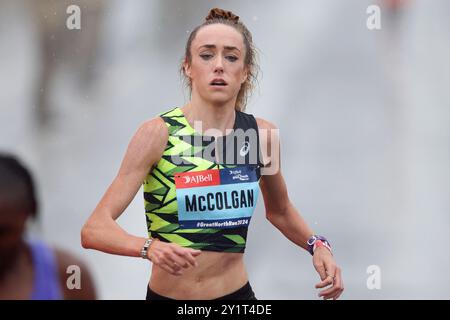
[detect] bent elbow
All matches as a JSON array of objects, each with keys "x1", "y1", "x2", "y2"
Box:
[
  {"x1": 265, "y1": 211, "x2": 276, "y2": 223},
  {"x1": 265, "y1": 202, "x2": 291, "y2": 222},
  {"x1": 81, "y1": 222, "x2": 94, "y2": 249}
]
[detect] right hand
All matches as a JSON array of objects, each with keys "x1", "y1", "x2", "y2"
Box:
[{"x1": 147, "y1": 239, "x2": 202, "y2": 276}]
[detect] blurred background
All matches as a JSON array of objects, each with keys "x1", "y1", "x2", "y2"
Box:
[{"x1": 1, "y1": 0, "x2": 449, "y2": 299}]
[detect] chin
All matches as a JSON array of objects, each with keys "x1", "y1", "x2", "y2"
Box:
[
  {"x1": 202, "y1": 92, "x2": 229, "y2": 101},
  {"x1": 208, "y1": 97, "x2": 233, "y2": 106}
]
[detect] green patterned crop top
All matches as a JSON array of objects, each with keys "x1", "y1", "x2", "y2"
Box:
[{"x1": 142, "y1": 106, "x2": 264, "y2": 253}]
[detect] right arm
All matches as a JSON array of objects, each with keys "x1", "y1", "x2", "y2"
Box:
[
  {"x1": 81, "y1": 117, "x2": 166, "y2": 257},
  {"x1": 81, "y1": 117, "x2": 200, "y2": 275}
]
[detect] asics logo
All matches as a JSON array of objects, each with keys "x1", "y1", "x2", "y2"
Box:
[{"x1": 240, "y1": 141, "x2": 250, "y2": 157}]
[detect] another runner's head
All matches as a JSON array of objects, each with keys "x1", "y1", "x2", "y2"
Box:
[
  {"x1": 0, "y1": 153, "x2": 38, "y2": 267},
  {"x1": 180, "y1": 7, "x2": 259, "y2": 112}
]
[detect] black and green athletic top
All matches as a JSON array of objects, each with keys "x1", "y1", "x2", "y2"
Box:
[{"x1": 143, "y1": 106, "x2": 264, "y2": 253}]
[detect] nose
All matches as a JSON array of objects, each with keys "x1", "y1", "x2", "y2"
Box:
[{"x1": 213, "y1": 55, "x2": 224, "y2": 73}]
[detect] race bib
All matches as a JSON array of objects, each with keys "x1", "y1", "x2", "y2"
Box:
[{"x1": 174, "y1": 166, "x2": 260, "y2": 229}]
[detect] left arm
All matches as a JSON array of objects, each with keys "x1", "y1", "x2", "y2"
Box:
[
  {"x1": 256, "y1": 117, "x2": 344, "y2": 300},
  {"x1": 259, "y1": 169, "x2": 314, "y2": 252}
]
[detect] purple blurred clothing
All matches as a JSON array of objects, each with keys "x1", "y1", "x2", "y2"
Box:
[{"x1": 28, "y1": 240, "x2": 62, "y2": 300}]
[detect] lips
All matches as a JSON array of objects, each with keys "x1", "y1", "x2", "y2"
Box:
[{"x1": 210, "y1": 78, "x2": 228, "y2": 86}]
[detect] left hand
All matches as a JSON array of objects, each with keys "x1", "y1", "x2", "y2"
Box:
[{"x1": 312, "y1": 247, "x2": 344, "y2": 300}]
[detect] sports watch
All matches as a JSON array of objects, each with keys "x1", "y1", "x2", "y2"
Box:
[{"x1": 307, "y1": 235, "x2": 332, "y2": 256}]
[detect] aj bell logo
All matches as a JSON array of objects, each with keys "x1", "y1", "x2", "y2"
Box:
[
  {"x1": 240, "y1": 141, "x2": 250, "y2": 157},
  {"x1": 183, "y1": 173, "x2": 213, "y2": 184}
]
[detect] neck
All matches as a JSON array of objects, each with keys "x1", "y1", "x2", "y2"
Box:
[{"x1": 182, "y1": 94, "x2": 237, "y2": 136}]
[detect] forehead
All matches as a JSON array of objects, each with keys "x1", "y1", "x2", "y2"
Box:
[{"x1": 193, "y1": 24, "x2": 244, "y2": 51}]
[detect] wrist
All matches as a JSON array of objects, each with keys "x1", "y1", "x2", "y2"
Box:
[
  {"x1": 306, "y1": 235, "x2": 332, "y2": 256},
  {"x1": 313, "y1": 240, "x2": 332, "y2": 255},
  {"x1": 140, "y1": 237, "x2": 158, "y2": 259}
]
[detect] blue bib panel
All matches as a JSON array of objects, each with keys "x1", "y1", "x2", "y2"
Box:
[{"x1": 175, "y1": 166, "x2": 260, "y2": 229}]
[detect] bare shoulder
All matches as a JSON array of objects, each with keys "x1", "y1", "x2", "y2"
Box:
[
  {"x1": 255, "y1": 117, "x2": 280, "y2": 147},
  {"x1": 122, "y1": 116, "x2": 168, "y2": 170},
  {"x1": 255, "y1": 117, "x2": 278, "y2": 130},
  {"x1": 254, "y1": 117, "x2": 280, "y2": 170},
  {"x1": 134, "y1": 116, "x2": 168, "y2": 147},
  {"x1": 53, "y1": 247, "x2": 97, "y2": 300}
]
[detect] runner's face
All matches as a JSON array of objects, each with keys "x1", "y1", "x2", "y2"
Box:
[{"x1": 185, "y1": 24, "x2": 248, "y2": 105}]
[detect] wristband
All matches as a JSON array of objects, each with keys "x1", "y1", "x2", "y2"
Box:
[
  {"x1": 140, "y1": 238, "x2": 157, "y2": 259},
  {"x1": 313, "y1": 240, "x2": 332, "y2": 255},
  {"x1": 307, "y1": 235, "x2": 332, "y2": 256}
]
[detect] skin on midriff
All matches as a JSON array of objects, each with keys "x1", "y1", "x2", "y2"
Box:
[{"x1": 148, "y1": 250, "x2": 249, "y2": 299}]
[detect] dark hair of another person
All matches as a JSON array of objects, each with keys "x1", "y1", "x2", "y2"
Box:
[{"x1": 0, "y1": 153, "x2": 38, "y2": 218}]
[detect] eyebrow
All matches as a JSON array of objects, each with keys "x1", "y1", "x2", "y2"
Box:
[{"x1": 199, "y1": 44, "x2": 241, "y2": 52}]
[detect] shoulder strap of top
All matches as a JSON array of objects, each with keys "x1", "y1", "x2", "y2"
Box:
[
  {"x1": 159, "y1": 107, "x2": 197, "y2": 136},
  {"x1": 234, "y1": 110, "x2": 265, "y2": 169}
]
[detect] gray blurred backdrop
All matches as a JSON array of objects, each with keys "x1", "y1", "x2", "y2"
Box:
[{"x1": 1, "y1": 0, "x2": 449, "y2": 299}]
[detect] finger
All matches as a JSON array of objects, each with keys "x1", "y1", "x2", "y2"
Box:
[
  {"x1": 178, "y1": 258, "x2": 192, "y2": 269},
  {"x1": 318, "y1": 269, "x2": 340, "y2": 299},
  {"x1": 315, "y1": 275, "x2": 333, "y2": 289},
  {"x1": 320, "y1": 286, "x2": 340, "y2": 300},
  {"x1": 319, "y1": 275, "x2": 341, "y2": 299},
  {"x1": 189, "y1": 253, "x2": 200, "y2": 267},
  {"x1": 167, "y1": 249, "x2": 188, "y2": 265},
  {"x1": 333, "y1": 270, "x2": 344, "y2": 300},
  {"x1": 314, "y1": 263, "x2": 327, "y2": 281},
  {"x1": 320, "y1": 283, "x2": 340, "y2": 299},
  {"x1": 316, "y1": 262, "x2": 337, "y2": 288},
  {"x1": 333, "y1": 290, "x2": 343, "y2": 300},
  {"x1": 158, "y1": 262, "x2": 179, "y2": 275},
  {"x1": 166, "y1": 252, "x2": 188, "y2": 269},
  {"x1": 175, "y1": 249, "x2": 198, "y2": 267},
  {"x1": 324, "y1": 264, "x2": 337, "y2": 283},
  {"x1": 163, "y1": 258, "x2": 181, "y2": 271},
  {"x1": 323, "y1": 289, "x2": 341, "y2": 300},
  {"x1": 164, "y1": 262, "x2": 184, "y2": 276},
  {"x1": 160, "y1": 254, "x2": 182, "y2": 272},
  {"x1": 151, "y1": 255, "x2": 180, "y2": 275},
  {"x1": 334, "y1": 288, "x2": 344, "y2": 300},
  {"x1": 333, "y1": 269, "x2": 342, "y2": 291},
  {"x1": 190, "y1": 249, "x2": 202, "y2": 256},
  {"x1": 172, "y1": 268, "x2": 183, "y2": 276}
]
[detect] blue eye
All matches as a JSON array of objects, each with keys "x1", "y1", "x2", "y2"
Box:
[{"x1": 227, "y1": 56, "x2": 238, "y2": 62}]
